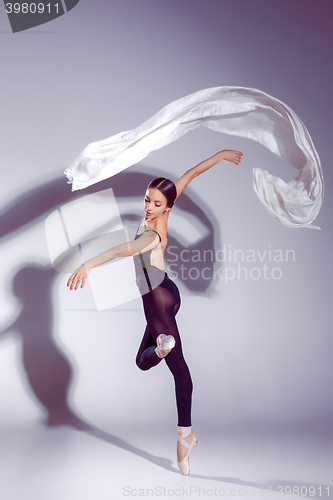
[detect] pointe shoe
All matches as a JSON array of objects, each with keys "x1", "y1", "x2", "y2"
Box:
[
  {"x1": 177, "y1": 433, "x2": 198, "y2": 475},
  {"x1": 154, "y1": 334, "x2": 176, "y2": 358}
]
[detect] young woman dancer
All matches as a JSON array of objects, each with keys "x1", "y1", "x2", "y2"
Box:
[{"x1": 67, "y1": 149, "x2": 243, "y2": 475}]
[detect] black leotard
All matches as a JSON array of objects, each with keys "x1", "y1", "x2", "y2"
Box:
[{"x1": 134, "y1": 224, "x2": 193, "y2": 427}]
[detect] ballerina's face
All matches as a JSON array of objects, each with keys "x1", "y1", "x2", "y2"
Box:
[{"x1": 144, "y1": 188, "x2": 170, "y2": 220}]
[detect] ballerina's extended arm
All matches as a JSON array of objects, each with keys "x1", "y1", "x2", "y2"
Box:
[
  {"x1": 67, "y1": 230, "x2": 159, "y2": 290},
  {"x1": 174, "y1": 149, "x2": 243, "y2": 200}
]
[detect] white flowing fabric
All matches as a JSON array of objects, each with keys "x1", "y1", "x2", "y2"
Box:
[{"x1": 64, "y1": 86, "x2": 323, "y2": 229}]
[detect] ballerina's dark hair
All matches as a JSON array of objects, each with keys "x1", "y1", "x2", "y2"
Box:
[{"x1": 147, "y1": 177, "x2": 177, "y2": 208}]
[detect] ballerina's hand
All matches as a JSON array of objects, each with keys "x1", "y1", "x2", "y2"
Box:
[
  {"x1": 67, "y1": 263, "x2": 90, "y2": 290},
  {"x1": 222, "y1": 150, "x2": 243, "y2": 165}
]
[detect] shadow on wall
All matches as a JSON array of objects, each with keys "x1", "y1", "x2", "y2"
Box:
[
  {"x1": 0, "y1": 168, "x2": 221, "y2": 426},
  {"x1": 1, "y1": 265, "x2": 331, "y2": 495},
  {"x1": 1, "y1": 264, "x2": 88, "y2": 428},
  {"x1": 0, "y1": 173, "x2": 332, "y2": 492}
]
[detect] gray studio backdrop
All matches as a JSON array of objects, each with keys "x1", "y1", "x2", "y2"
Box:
[{"x1": 0, "y1": 0, "x2": 332, "y2": 437}]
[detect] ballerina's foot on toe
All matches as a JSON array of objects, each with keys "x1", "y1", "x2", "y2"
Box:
[
  {"x1": 177, "y1": 427, "x2": 198, "y2": 476},
  {"x1": 154, "y1": 334, "x2": 176, "y2": 358}
]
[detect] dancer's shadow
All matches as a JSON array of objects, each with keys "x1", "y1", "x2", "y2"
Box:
[
  {"x1": 2, "y1": 264, "x2": 330, "y2": 498},
  {"x1": 1, "y1": 264, "x2": 90, "y2": 429},
  {"x1": 1, "y1": 174, "x2": 329, "y2": 496},
  {"x1": 0, "y1": 170, "x2": 220, "y2": 425},
  {"x1": 0, "y1": 171, "x2": 219, "y2": 431}
]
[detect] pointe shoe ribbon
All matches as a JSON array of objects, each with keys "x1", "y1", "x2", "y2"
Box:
[
  {"x1": 154, "y1": 334, "x2": 176, "y2": 358},
  {"x1": 177, "y1": 433, "x2": 198, "y2": 475}
]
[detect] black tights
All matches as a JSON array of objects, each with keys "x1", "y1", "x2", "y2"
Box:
[{"x1": 135, "y1": 274, "x2": 193, "y2": 427}]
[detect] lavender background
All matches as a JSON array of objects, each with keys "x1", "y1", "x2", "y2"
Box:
[{"x1": 0, "y1": 0, "x2": 332, "y2": 498}]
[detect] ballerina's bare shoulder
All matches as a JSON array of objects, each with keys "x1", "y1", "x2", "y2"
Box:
[{"x1": 139, "y1": 217, "x2": 168, "y2": 266}]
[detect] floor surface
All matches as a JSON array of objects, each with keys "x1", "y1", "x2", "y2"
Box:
[{"x1": 1, "y1": 417, "x2": 332, "y2": 500}]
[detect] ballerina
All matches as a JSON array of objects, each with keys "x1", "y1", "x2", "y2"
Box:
[{"x1": 67, "y1": 148, "x2": 243, "y2": 475}]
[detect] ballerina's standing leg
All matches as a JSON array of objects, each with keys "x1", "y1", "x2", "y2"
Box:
[{"x1": 135, "y1": 274, "x2": 197, "y2": 474}]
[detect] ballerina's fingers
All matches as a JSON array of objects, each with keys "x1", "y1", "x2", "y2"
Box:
[
  {"x1": 67, "y1": 273, "x2": 83, "y2": 290},
  {"x1": 67, "y1": 263, "x2": 89, "y2": 290},
  {"x1": 67, "y1": 274, "x2": 74, "y2": 289},
  {"x1": 234, "y1": 151, "x2": 243, "y2": 165},
  {"x1": 74, "y1": 277, "x2": 82, "y2": 290},
  {"x1": 79, "y1": 272, "x2": 89, "y2": 289},
  {"x1": 224, "y1": 150, "x2": 243, "y2": 165},
  {"x1": 75, "y1": 273, "x2": 87, "y2": 290}
]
